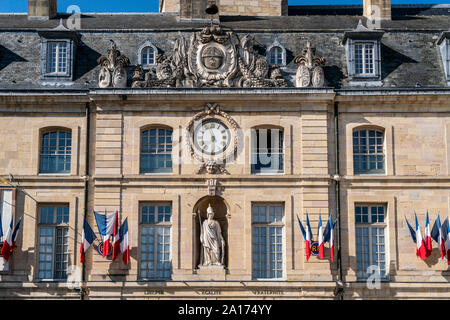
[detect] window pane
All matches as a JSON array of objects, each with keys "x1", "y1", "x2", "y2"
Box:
[
  {"x1": 140, "y1": 128, "x2": 172, "y2": 173},
  {"x1": 251, "y1": 129, "x2": 284, "y2": 174},
  {"x1": 40, "y1": 130, "x2": 71, "y2": 174},
  {"x1": 140, "y1": 226, "x2": 171, "y2": 280},
  {"x1": 353, "y1": 129, "x2": 384, "y2": 174}
]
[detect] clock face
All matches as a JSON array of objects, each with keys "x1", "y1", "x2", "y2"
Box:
[{"x1": 194, "y1": 119, "x2": 231, "y2": 155}]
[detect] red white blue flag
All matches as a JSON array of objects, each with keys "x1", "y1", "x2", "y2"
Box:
[
  {"x1": 94, "y1": 210, "x2": 118, "y2": 258},
  {"x1": 415, "y1": 213, "x2": 428, "y2": 261},
  {"x1": 112, "y1": 212, "x2": 120, "y2": 261},
  {"x1": 119, "y1": 218, "x2": 129, "y2": 265},
  {"x1": 431, "y1": 214, "x2": 445, "y2": 260},
  {"x1": 296, "y1": 213, "x2": 312, "y2": 261},
  {"x1": 424, "y1": 211, "x2": 432, "y2": 257},
  {"x1": 444, "y1": 217, "x2": 450, "y2": 265},
  {"x1": 80, "y1": 218, "x2": 97, "y2": 264},
  {"x1": 317, "y1": 214, "x2": 324, "y2": 259},
  {"x1": 1, "y1": 216, "x2": 22, "y2": 262},
  {"x1": 323, "y1": 213, "x2": 335, "y2": 262}
]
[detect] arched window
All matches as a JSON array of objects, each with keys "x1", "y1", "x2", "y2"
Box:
[
  {"x1": 138, "y1": 41, "x2": 158, "y2": 68},
  {"x1": 251, "y1": 127, "x2": 284, "y2": 174},
  {"x1": 140, "y1": 127, "x2": 172, "y2": 174},
  {"x1": 353, "y1": 128, "x2": 385, "y2": 174},
  {"x1": 269, "y1": 46, "x2": 283, "y2": 65},
  {"x1": 40, "y1": 129, "x2": 72, "y2": 174},
  {"x1": 141, "y1": 46, "x2": 155, "y2": 66}
]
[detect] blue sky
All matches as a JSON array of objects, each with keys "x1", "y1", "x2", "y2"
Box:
[{"x1": 1, "y1": 0, "x2": 445, "y2": 13}]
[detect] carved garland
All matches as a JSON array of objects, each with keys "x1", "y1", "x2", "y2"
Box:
[{"x1": 186, "y1": 103, "x2": 240, "y2": 167}]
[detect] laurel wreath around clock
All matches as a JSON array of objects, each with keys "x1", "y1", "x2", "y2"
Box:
[{"x1": 186, "y1": 103, "x2": 240, "y2": 163}]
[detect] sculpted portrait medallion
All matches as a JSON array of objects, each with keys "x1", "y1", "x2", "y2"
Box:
[{"x1": 201, "y1": 45, "x2": 226, "y2": 71}]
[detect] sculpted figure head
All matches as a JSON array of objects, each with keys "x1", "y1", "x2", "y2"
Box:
[{"x1": 207, "y1": 204, "x2": 215, "y2": 219}]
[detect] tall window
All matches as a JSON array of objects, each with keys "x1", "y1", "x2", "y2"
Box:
[
  {"x1": 47, "y1": 42, "x2": 68, "y2": 74},
  {"x1": 140, "y1": 202, "x2": 172, "y2": 280},
  {"x1": 269, "y1": 46, "x2": 283, "y2": 65},
  {"x1": 354, "y1": 43, "x2": 375, "y2": 76},
  {"x1": 353, "y1": 128, "x2": 384, "y2": 174},
  {"x1": 252, "y1": 204, "x2": 284, "y2": 279},
  {"x1": 251, "y1": 128, "x2": 284, "y2": 174},
  {"x1": 140, "y1": 128, "x2": 172, "y2": 174},
  {"x1": 40, "y1": 129, "x2": 72, "y2": 174},
  {"x1": 355, "y1": 204, "x2": 387, "y2": 280},
  {"x1": 37, "y1": 204, "x2": 69, "y2": 280},
  {"x1": 141, "y1": 46, "x2": 155, "y2": 66}
]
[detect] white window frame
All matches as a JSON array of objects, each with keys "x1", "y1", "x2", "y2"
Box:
[
  {"x1": 138, "y1": 41, "x2": 158, "y2": 69},
  {"x1": 251, "y1": 128, "x2": 284, "y2": 175},
  {"x1": 46, "y1": 41, "x2": 68, "y2": 75},
  {"x1": 251, "y1": 203, "x2": 285, "y2": 280},
  {"x1": 355, "y1": 203, "x2": 388, "y2": 281},
  {"x1": 37, "y1": 204, "x2": 70, "y2": 281},
  {"x1": 354, "y1": 43, "x2": 375, "y2": 76},
  {"x1": 266, "y1": 40, "x2": 286, "y2": 66},
  {"x1": 139, "y1": 202, "x2": 172, "y2": 280}
]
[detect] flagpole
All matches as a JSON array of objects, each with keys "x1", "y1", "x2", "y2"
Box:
[
  {"x1": 81, "y1": 102, "x2": 91, "y2": 300},
  {"x1": 333, "y1": 101, "x2": 344, "y2": 300}
]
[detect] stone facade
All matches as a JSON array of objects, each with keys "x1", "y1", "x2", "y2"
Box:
[{"x1": 0, "y1": 3, "x2": 450, "y2": 300}]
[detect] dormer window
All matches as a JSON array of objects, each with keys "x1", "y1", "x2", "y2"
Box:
[
  {"x1": 343, "y1": 20, "x2": 383, "y2": 85},
  {"x1": 138, "y1": 41, "x2": 158, "y2": 68},
  {"x1": 437, "y1": 31, "x2": 450, "y2": 86},
  {"x1": 38, "y1": 23, "x2": 78, "y2": 83},
  {"x1": 354, "y1": 43, "x2": 375, "y2": 76},
  {"x1": 47, "y1": 42, "x2": 68, "y2": 75},
  {"x1": 266, "y1": 40, "x2": 286, "y2": 66}
]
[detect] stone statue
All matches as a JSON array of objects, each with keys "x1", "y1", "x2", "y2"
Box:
[
  {"x1": 97, "y1": 40, "x2": 130, "y2": 88},
  {"x1": 199, "y1": 204, "x2": 225, "y2": 267},
  {"x1": 294, "y1": 41, "x2": 326, "y2": 88}
]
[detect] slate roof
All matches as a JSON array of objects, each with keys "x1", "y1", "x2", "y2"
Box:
[{"x1": 0, "y1": 4, "x2": 449, "y2": 90}]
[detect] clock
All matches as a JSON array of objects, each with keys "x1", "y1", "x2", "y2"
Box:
[{"x1": 194, "y1": 119, "x2": 231, "y2": 155}]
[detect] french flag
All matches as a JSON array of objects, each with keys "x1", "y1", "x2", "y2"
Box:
[
  {"x1": 305, "y1": 213, "x2": 313, "y2": 261},
  {"x1": 119, "y1": 218, "x2": 129, "y2": 265},
  {"x1": 424, "y1": 211, "x2": 432, "y2": 257},
  {"x1": 323, "y1": 214, "x2": 335, "y2": 262},
  {"x1": 112, "y1": 212, "x2": 120, "y2": 261},
  {"x1": 296, "y1": 214, "x2": 312, "y2": 261},
  {"x1": 80, "y1": 218, "x2": 97, "y2": 264},
  {"x1": 415, "y1": 213, "x2": 428, "y2": 261},
  {"x1": 94, "y1": 210, "x2": 118, "y2": 258},
  {"x1": 1, "y1": 216, "x2": 22, "y2": 262},
  {"x1": 317, "y1": 214, "x2": 324, "y2": 259},
  {"x1": 431, "y1": 214, "x2": 445, "y2": 260}
]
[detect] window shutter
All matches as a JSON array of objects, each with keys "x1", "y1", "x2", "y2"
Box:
[
  {"x1": 347, "y1": 39, "x2": 355, "y2": 78},
  {"x1": 446, "y1": 39, "x2": 450, "y2": 80},
  {"x1": 374, "y1": 40, "x2": 381, "y2": 80}
]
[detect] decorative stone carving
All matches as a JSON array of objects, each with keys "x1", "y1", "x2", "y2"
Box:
[
  {"x1": 199, "y1": 204, "x2": 225, "y2": 267},
  {"x1": 97, "y1": 40, "x2": 130, "y2": 88},
  {"x1": 294, "y1": 41, "x2": 326, "y2": 88},
  {"x1": 131, "y1": 24, "x2": 289, "y2": 88},
  {"x1": 186, "y1": 103, "x2": 240, "y2": 174},
  {"x1": 198, "y1": 160, "x2": 228, "y2": 175},
  {"x1": 206, "y1": 178, "x2": 224, "y2": 196}
]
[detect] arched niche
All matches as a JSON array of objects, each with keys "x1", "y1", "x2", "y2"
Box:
[{"x1": 192, "y1": 195, "x2": 230, "y2": 270}]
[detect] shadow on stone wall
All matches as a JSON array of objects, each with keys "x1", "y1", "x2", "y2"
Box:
[
  {"x1": 0, "y1": 45, "x2": 27, "y2": 72},
  {"x1": 380, "y1": 43, "x2": 418, "y2": 81}
]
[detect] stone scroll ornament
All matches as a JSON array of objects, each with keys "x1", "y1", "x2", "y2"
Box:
[
  {"x1": 294, "y1": 41, "x2": 326, "y2": 88},
  {"x1": 131, "y1": 25, "x2": 289, "y2": 88},
  {"x1": 97, "y1": 40, "x2": 131, "y2": 88}
]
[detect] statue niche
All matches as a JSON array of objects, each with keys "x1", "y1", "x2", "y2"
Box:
[{"x1": 194, "y1": 196, "x2": 228, "y2": 270}]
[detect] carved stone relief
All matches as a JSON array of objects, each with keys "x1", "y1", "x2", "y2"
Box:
[
  {"x1": 294, "y1": 41, "x2": 326, "y2": 88},
  {"x1": 97, "y1": 40, "x2": 131, "y2": 88}
]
